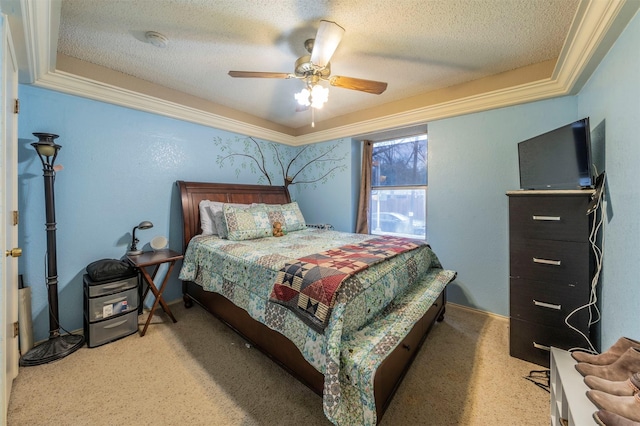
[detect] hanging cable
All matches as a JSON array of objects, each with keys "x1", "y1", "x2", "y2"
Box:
[{"x1": 565, "y1": 171, "x2": 606, "y2": 354}]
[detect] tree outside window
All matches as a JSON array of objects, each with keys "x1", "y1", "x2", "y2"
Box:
[{"x1": 370, "y1": 135, "x2": 427, "y2": 239}]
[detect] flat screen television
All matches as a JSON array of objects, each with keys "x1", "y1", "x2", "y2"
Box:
[{"x1": 518, "y1": 117, "x2": 593, "y2": 190}]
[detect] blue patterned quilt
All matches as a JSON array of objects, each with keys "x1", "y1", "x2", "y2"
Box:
[{"x1": 179, "y1": 228, "x2": 456, "y2": 425}]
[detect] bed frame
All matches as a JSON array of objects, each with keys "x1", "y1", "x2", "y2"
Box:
[{"x1": 177, "y1": 180, "x2": 446, "y2": 422}]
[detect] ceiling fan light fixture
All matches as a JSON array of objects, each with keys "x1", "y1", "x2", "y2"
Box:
[
  {"x1": 228, "y1": 19, "x2": 387, "y2": 118},
  {"x1": 310, "y1": 84, "x2": 329, "y2": 109},
  {"x1": 295, "y1": 84, "x2": 329, "y2": 109},
  {"x1": 295, "y1": 88, "x2": 311, "y2": 107}
]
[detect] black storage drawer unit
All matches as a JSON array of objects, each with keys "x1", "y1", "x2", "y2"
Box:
[
  {"x1": 507, "y1": 190, "x2": 597, "y2": 367},
  {"x1": 509, "y1": 278, "x2": 590, "y2": 330},
  {"x1": 510, "y1": 318, "x2": 588, "y2": 367},
  {"x1": 509, "y1": 239, "x2": 590, "y2": 284},
  {"x1": 508, "y1": 195, "x2": 590, "y2": 242},
  {"x1": 83, "y1": 273, "x2": 140, "y2": 347}
]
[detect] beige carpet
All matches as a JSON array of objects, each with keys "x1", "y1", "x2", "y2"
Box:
[{"x1": 7, "y1": 303, "x2": 549, "y2": 425}]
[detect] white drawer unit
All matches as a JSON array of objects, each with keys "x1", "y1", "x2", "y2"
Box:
[
  {"x1": 550, "y1": 347, "x2": 598, "y2": 425},
  {"x1": 83, "y1": 273, "x2": 140, "y2": 347},
  {"x1": 85, "y1": 310, "x2": 139, "y2": 348},
  {"x1": 86, "y1": 287, "x2": 139, "y2": 321},
  {"x1": 86, "y1": 274, "x2": 138, "y2": 298}
]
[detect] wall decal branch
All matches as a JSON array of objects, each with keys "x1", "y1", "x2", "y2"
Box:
[{"x1": 214, "y1": 137, "x2": 348, "y2": 198}]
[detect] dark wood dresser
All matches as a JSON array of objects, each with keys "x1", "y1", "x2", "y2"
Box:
[{"x1": 507, "y1": 190, "x2": 597, "y2": 367}]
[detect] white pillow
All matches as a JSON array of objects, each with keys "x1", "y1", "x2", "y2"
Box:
[{"x1": 199, "y1": 200, "x2": 217, "y2": 235}]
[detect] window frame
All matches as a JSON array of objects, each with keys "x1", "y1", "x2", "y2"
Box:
[{"x1": 368, "y1": 135, "x2": 428, "y2": 239}]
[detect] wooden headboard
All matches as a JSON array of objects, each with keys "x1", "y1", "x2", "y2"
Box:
[{"x1": 176, "y1": 181, "x2": 291, "y2": 252}]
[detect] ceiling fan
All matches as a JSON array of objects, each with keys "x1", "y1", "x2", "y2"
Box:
[{"x1": 228, "y1": 20, "x2": 388, "y2": 112}]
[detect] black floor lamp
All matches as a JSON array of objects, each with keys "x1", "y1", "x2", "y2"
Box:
[{"x1": 20, "y1": 133, "x2": 85, "y2": 366}]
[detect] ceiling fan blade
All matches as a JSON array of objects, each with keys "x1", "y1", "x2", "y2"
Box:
[
  {"x1": 228, "y1": 71, "x2": 294, "y2": 79},
  {"x1": 310, "y1": 20, "x2": 345, "y2": 68},
  {"x1": 329, "y1": 76, "x2": 388, "y2": 95}
]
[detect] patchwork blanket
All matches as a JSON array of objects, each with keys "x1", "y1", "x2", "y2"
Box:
[
  {"x1": 270, "y1": 236, "x2": 425, "y2": 332},
  {"x1": 178, "y1": 228, "x2": 456, "y2": 426}
]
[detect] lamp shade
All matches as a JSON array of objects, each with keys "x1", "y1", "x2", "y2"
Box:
[
  {"x1": 31, "y1": 133, "x2": 62, "y2": 169},
  {"x1": 128, "y1": 221, "x2": 154, "y2": 255},
  {"x1": 137, "y1": 221, "x2": 154, "y2": 230},
  {"x1": 35, "y1": 144, "x2": 57, "y2": 157}
]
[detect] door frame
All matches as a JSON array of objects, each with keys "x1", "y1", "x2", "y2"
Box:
[{"x1": 1, "y1": 12, "x2": 19, "y2": 421}]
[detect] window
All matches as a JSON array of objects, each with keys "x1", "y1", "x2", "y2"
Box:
[{"x1": 370, "y1": 135, "x2": 427, "y2": 239}]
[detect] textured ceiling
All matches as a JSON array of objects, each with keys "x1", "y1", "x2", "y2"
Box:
[{"x1": 55, "y1": 0, "x2": 580, "y2": 131}]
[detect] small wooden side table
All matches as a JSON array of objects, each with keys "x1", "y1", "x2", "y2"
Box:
[{"x1": 126, "y1": 249, "x2": 183, "y2": 336}]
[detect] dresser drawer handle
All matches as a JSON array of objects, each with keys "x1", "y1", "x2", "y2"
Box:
[
  {"x1": 103, "y1": 319, "x2": 128, "y2": 329},
  {"x1": 533, "y1": 300, "x2": 561, "y2": 310},
  {"x1": 532, "y1": 215, "x2": 561, "y2": 221},
  {"x1": 533, "y1": 342, "x2": 551, "y2": 352},
  {"x1": 533, "y1": 257, "x2": 561, "y2": 266}
]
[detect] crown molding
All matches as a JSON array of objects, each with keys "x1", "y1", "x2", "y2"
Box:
[
  {"x1": 35, "y1": 69, "x2": 299, "y2": 146},
  {"x1": 553, "y1": 0, "x2": 638, "y2": 92},
  {"x1": 8, "y1": 0, "x2": 639, "y2": 146},
  {"x1": 297, "y1": 77, "x2": 567, "y2": 145}
]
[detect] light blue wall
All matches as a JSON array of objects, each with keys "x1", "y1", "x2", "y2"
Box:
[
  {"x1": 427, "y1": 97, "x2": 578, "y2": 316},
  {"x1": 289, "y1": 138, "x2": 358, "y2": 232},
  {"x1": 577, "y1": 11, "x2": 640, "y2": 350},
  {"x1": 17, "y1": 86, "x2": 324, "y2": 341}
]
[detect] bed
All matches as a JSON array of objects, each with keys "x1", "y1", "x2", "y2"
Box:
[{"x1": 176, "y1": 180, "x2": 456, "y2": 425}]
